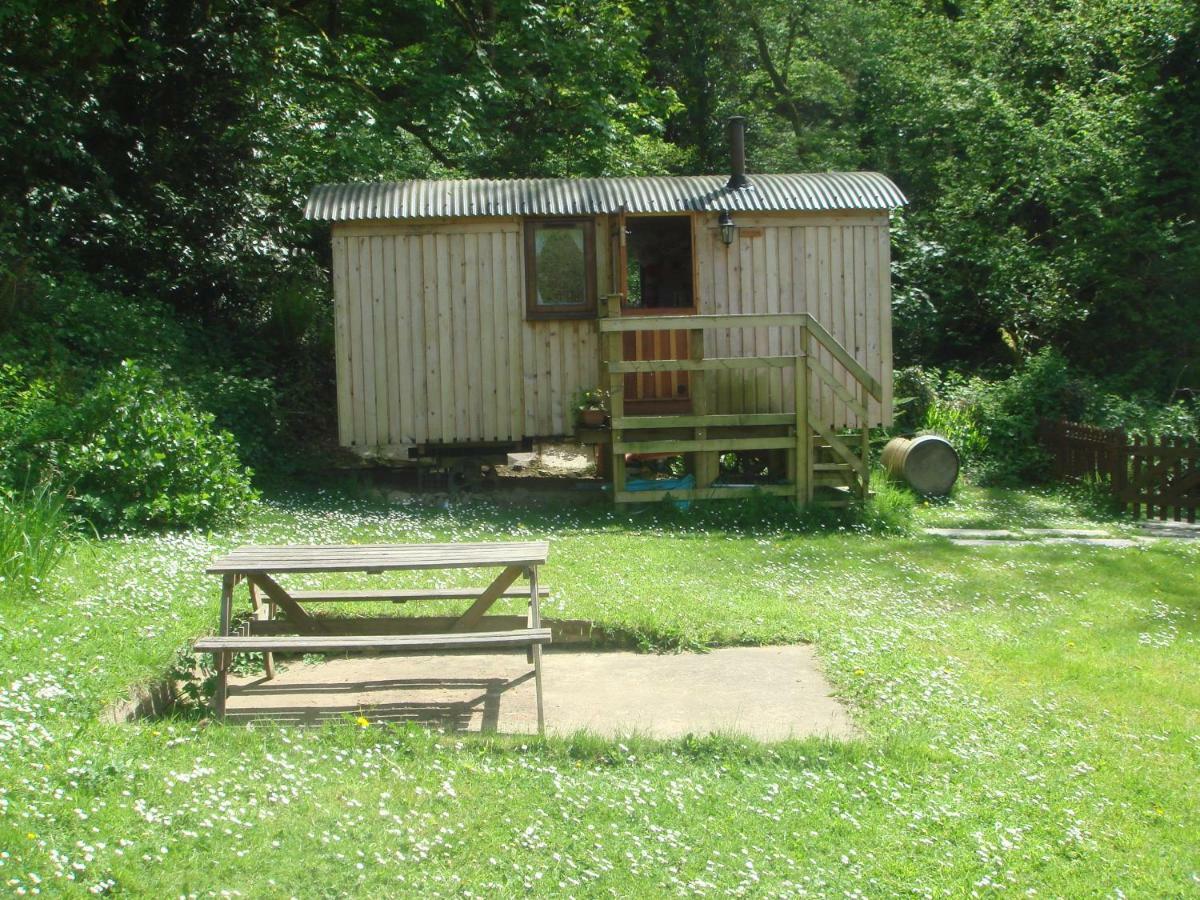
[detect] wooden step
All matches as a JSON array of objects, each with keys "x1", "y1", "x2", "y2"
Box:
[
  {"x1": 194, "y1": 629, "x2": 552, "y2": 655},
  {"x1": 288, "y1": 587, "x2": 549, "y2": 603},
  {"x1": 812, "y1": 485, "x2": 874, "y2": 507},
  {"x1": 614, "y1": 484, "x2": 795, "y2": 504},
  {"x1": 614, "y1": 436, "x2": 794, "y2": 454},
  {"x1": 813, "y1": 474, "x2": 853, "y2": 486}
]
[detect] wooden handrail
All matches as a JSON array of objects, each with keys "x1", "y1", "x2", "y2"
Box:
[
  {"x1": 598, "y1": 309, "x2": 880, "y2": 404},
  {"x1": 609, "y1": 355, "x2": 798, "y2": 374},
  {"x1": 805, "y1": 318, "x2": 882, "y2": 401},
  {"x1": 807, "y1": 356, "x2": 868, "y2": 421},
  {"x1": 612, "y1": 412, "x2": 795, "y2": 429},
  {"x1": 597, "y1": 312, "x2": 809, "y2": 332}
]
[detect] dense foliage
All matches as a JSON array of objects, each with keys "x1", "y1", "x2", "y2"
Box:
[
  {"x1": 1, "y1": 0, "x2": 1197, "y2": 525},
  {"x1": 896, "y1": 349, "x2": 1200, "y2": 483},
  {"x1": 1, "y1": 359, "x2": 257, "y2": 530}
]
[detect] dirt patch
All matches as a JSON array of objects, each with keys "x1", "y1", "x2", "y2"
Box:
[{"x1": 494, "y1": 441, "x2": 597, "y2": 479}]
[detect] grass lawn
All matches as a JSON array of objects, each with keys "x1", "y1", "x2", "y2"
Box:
[{"x1": 0, "y1": 483, "x2": 1197, "y2": 896}]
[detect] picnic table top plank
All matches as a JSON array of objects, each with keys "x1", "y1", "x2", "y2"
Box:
[
  {"x1": 288, "y1": 587, "x2": 549, "y2": 602},
  {"x1": 206, "y1": 541, "x2": 550, "y2": 574}
]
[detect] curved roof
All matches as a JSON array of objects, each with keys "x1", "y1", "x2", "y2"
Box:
[{"x1": 305, "y1": 172, "x2": 906, "y2": 222}]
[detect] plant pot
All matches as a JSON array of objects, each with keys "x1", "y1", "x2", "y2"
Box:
[{"x1": 579, "y1": 408, "x2": 607, "y2": 428}]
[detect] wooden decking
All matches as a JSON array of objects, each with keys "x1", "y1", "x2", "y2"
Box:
[{"x1": 596, "y1": 299, "x2": 877, "y2": 506}]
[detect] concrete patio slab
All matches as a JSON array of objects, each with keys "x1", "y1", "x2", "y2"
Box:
[{"x1": 224, "y1": 645, "x2": 855, "y2": 741}]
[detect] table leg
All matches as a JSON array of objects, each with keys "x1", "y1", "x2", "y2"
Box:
[
  {"x1": 248, "y1": 581, "x2": 275, "y2": 680},
  {"x1": 524, "y1": 567, "x2": 544, "y2": 664},
  {"x1": 215, "y1": 573, "x2": 235, "y2": 719},
  {"x1": 529, "y1": 565, "x2": 545, "y2": 736}
]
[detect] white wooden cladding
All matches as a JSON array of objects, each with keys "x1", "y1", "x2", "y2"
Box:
[
  {"x1": 332, "y1": 222, "x2": 599, "y2": 450},
  {"x1": 692, "y1": 214, "x2": 892, "y2": 428}
]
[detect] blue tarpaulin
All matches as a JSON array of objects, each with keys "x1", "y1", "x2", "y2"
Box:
[{"x1": 623, "y1": 474, "x2": 696, "y2": 509}]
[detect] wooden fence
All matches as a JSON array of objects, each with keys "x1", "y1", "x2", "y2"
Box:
[{"x1": 1038, "y1": 419, "x2": 1199, "y2": 522}]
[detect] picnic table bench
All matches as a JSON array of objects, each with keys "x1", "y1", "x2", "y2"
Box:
[{"x1": 195, "y1": 541, "x2": 551, "y2": 732}]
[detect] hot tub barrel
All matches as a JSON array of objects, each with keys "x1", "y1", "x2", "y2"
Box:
[{"x1": 881, "y1": 435, "x2": 960, "y2": 496}]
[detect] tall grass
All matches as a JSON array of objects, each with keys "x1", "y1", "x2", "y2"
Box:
[
  {"x1": 0, "y1": 482, "x2": 72, "y2": 595},
  {"x1": 923, "y1": 398, "x2": 989, "y2": 464}
]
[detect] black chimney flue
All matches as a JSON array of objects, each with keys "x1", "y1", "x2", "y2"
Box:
[{"x1": 726, "y1": 117, "x2": 748, "y2": 190}]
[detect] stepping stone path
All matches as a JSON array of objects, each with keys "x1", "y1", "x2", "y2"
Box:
[
  {"x1": 1136, "y1": 520, "x2": 1200, "y2": 540},
  {"x1": 923, "y1": 527, "x2": 1148, "y2": 548}
]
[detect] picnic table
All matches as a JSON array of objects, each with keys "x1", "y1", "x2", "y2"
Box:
[{"x1": 194, "y1": 541, "x2": 552, "y2": 732}]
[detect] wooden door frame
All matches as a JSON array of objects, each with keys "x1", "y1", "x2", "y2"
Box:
[
  {"x1": 618, "y1": 212, "x2": 698, "y2": 316},
  {"x1": 614, "y1": 212, "x2": 697, "y2": 410}
]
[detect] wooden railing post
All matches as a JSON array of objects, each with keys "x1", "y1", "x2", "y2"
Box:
[
  {"x1": 602, "y1": 294, "x2": 626, "y2": 499},
  {"x1": 795, "y1": 323, "x2": 811, "y2": 505},
  {"x1": 689, "y1": 324, "x2": 718, "y2": 488},
  {"x1": 859, "y1": 422, "x2": 870, "y2": 500}
]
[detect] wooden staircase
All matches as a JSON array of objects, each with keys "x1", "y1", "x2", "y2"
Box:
[
  {"x1": 811, "y1": 430, "x2": 872, "y2": 505},
  {"x1": 594, "y1": 298, "x2": 879, "y2": 507}
]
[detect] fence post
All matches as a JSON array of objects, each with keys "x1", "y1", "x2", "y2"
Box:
[{"x1": 1190, "y1": 437, "x2": 1198, "y2": 525}]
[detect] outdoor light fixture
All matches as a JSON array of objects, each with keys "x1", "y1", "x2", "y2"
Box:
[{"x1": 718, "y1": 211, "x2": 735, "y2": 245}]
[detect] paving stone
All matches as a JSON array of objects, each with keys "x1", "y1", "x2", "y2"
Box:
[
  {"x1": 505, "y1": 451, "x2": 536, "y2": 469},
  {"x1": 948, "y1": 538, "x2": 1026, "y2": 547},
  {"x1": 1137, "y1": 521, "x2": 1200, "y2": 540},
  {"x1": 949, "y1": 536, "x2": 1144, "y2": 548},
  {"x1": 925, "y1": 528, "x2": 1021, "y2": 540},
  {"x1": 1039, "y1": 537, "x2": 1143, "y2": 548},
  {"x1": 1021, "y1": 528, "x2": 1110, "y2": 537}
]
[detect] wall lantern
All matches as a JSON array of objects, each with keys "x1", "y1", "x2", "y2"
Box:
[{"x1": 718, "y1": 211, "x2": 735, "y2": 245}]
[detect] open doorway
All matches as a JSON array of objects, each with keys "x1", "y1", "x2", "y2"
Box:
[
  {"x1": 623, "y1": 216, "x2": 694, "y2": 311},
  {"x1": 617, "y1": 214, "x2": 695, "y2": 410}
]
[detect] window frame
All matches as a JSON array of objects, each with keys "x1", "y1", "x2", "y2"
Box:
[{"x1": 523, "y1": 217, "x2": 597, "y2": 320}]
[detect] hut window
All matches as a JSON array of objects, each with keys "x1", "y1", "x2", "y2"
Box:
[{"x1": 524, "y1": 219, "x2": 596, "y2": 319}]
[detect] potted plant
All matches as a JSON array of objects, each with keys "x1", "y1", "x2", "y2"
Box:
[{"x1": 576, "y1": 388, "x2": 609, "y2": 428}]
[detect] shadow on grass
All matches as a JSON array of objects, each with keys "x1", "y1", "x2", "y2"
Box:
[
  {"x1": 926, "y1": 480, "x2": 1127, "y2": 530},
  {"x1": 261, "y1": 476, "x2": 916, "y2": 540}
]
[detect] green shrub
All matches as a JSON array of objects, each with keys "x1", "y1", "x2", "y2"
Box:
[
  {"x1": 0, "y1": 364, "x2": 69, "y2": 486},
  {"x1": 1086, "y1": 393, "x2": 1200, "y2": 441},
  {"x1": 59, "y1": 362, "x2": 258, "y2": 530},
  {"x1": 1, "y1": 272, "x2": 285, "y2": 474},
  {"x1": 0, "y1": 482, "x2": 72, "y2": 596},
  {"x1": 187, "y1": 370, "x2": 280, "y2": 471},
  {"x1": 923, "y1": 396, "x2": 989, "y2": 468},
  {"x1": 908, "y1": 349, "x2": 1200, "y2": 485},
  {"x1": 856, "y1": 471, "x2": 917, "y2": 533},
  {"x1": 893, "y1": 365, "x2": 941, "y2": 431},
  {"x1": 0, "y1": 272, "x2": 191, "y2": 376}
]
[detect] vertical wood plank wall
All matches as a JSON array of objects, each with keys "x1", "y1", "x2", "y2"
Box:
[
  {"x1": 330, "y1": 211, "x2": 892, "y2": 453},
  {"x1": 693, "y1": 212, "x2": 892, "y2": 429},
  {"x1": 331, "y1": 221, "x2": 600, "y2": 451}
]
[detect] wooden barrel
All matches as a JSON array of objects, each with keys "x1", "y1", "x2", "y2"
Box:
[{"x1": 881, "y1": 435, "x2": 960, "y2": 495}]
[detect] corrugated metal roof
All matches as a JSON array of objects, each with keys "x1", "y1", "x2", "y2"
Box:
[{"x1": 305, "y1": 173, "x2": 907, "y2": 221}]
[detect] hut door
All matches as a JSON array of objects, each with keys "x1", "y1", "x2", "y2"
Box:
[{"x1": 619, "y1": 214, "x2": 694, "y2": 410}]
